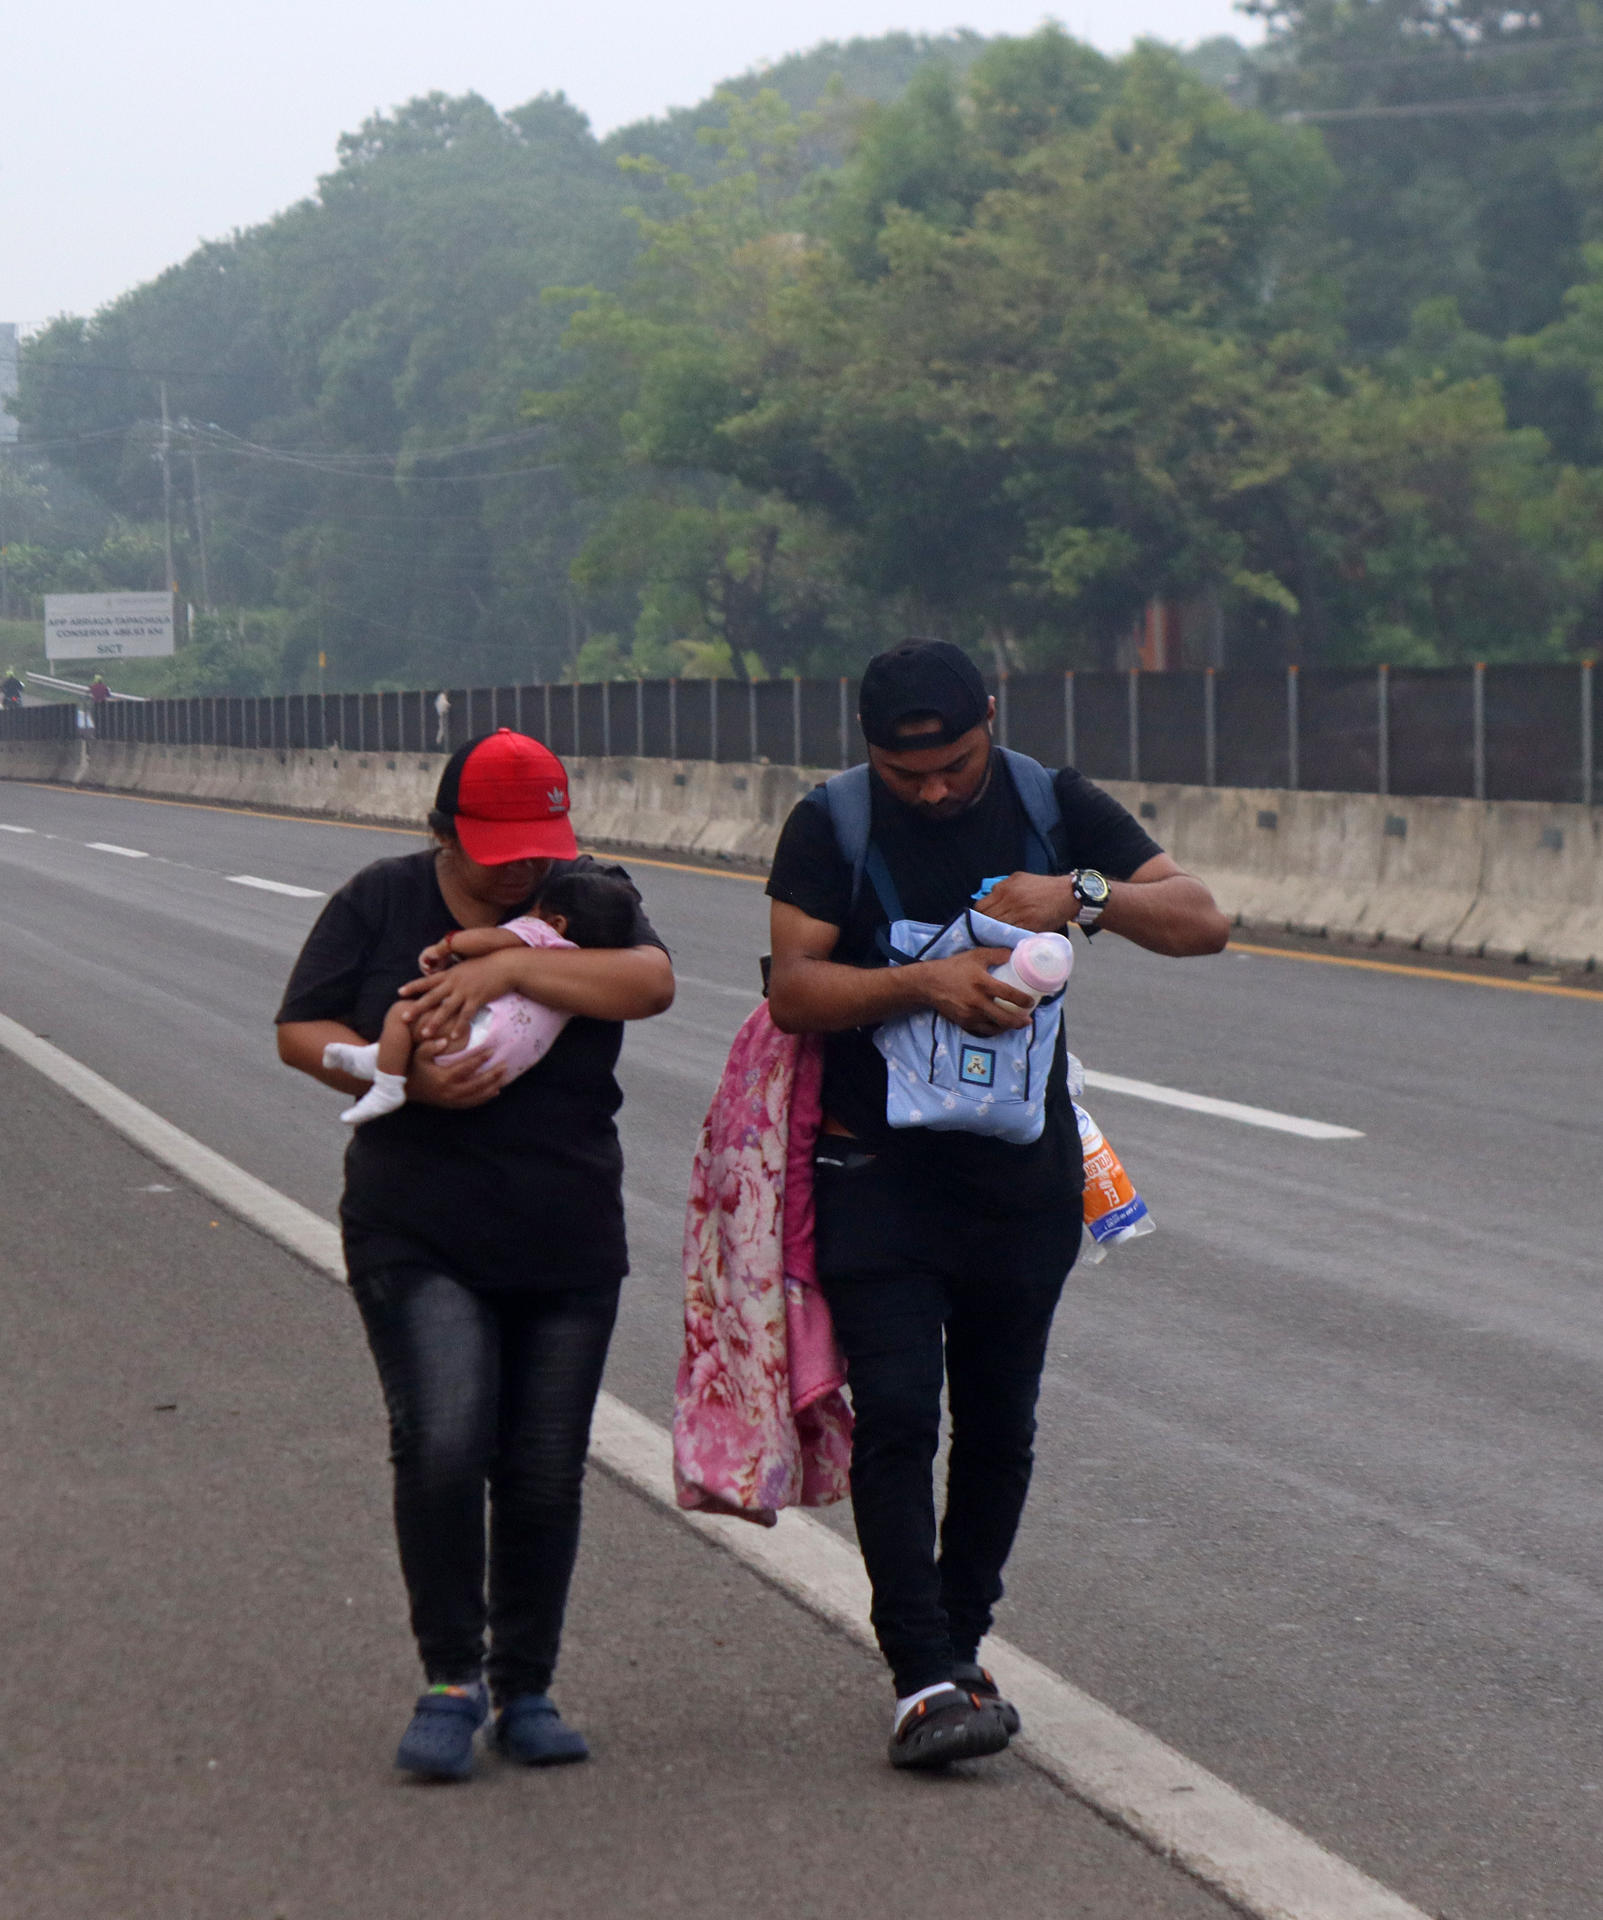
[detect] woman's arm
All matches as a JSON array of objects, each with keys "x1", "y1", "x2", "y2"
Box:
[
  {"x1": 277, "y1": 1019, "x2": 372, "y2": 1096},
  {"x1": 276, "y1": 1018, "x2": 507, "y2": 1109},
  {"x1": 398, "y1": 943, "x2": 676, "y2": 1041}
]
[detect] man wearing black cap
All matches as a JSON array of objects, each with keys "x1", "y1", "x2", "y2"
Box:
[{"x1": 766, "y1": 639, "x2": 1228, "y2": 1770}]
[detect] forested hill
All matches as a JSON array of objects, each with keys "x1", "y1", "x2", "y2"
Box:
[{"x1": 6, "y1": 11, "x2": 1601, "y2": 696}]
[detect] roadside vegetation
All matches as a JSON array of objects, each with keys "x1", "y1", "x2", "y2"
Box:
[{"x1": 6, "y1": 4, "x2": 1601, "y2": 692}]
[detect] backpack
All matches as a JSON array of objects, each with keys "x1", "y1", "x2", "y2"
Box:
[
  {"x1": 812, "y1": 748, "x2": 1062, "y2": 925},
  {"x1": 812, "y1": 751, "x2": 1069, "y2": 1146}
]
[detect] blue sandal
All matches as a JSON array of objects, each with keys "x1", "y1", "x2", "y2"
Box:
[
  {"x1": 493, "y1": 1693, "x2": 589, "y2": 1766},
  {"x1": 395, "y1": 1681, "x2": 488, "y2": 1780}
]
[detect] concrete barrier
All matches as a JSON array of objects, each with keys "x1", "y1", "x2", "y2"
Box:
[{"x1": 4, "y1": 737, "x2": 1599, "y2": 968}]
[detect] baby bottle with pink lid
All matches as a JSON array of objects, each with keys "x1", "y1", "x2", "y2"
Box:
[{"x1": 988, "y1": 931, "x2": 1073, "y2": 1008}]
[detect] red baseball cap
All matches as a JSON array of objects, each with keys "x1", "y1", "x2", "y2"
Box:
[{"x1": 435, "y1": 729, "x2": 578, "y2": 865}]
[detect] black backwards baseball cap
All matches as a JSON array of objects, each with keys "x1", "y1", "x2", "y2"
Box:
[{"x1": 857, "y1": 639, "x2": 990, "y2": 749}]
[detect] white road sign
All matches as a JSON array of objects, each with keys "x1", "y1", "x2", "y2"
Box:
[{"x1": 44, "y1": 592, "x2": 175, "y2": 661}]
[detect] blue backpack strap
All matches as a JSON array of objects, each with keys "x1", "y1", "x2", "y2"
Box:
[
  {"x1": 815, "y1": 765, "x2": 905, "y2": 927},
  {"x1": 997, "y1": 748, "x2": 1062, "y2": 874}
]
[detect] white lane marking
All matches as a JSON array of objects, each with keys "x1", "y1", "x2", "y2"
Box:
[
  {"x1": 1082, "y1": 1069, "x2": 1364, "y2": 1141},
  {"x1": 227, "y1": 874, "x2": 326, "y2": 900},
  {"x1": 0, "y1": 823, "x2": 35, "y2": 834},
  {"x1": 0, "y1": 1011, "x2": 340, "y2": 1276},
  {"x1": 0, "y1": 1011, "x2": 1426, "y2": 1920},
  {"x1": 86, "y1": 841, "x2": 149, "y2": 859},
  {"x1": 669, "y1": 980, "x2": 1361, "y2": 1139}
]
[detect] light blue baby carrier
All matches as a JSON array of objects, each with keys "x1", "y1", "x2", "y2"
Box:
[{"x1": 818, "y1": 751, "x2": 1067, "y2": 1147}]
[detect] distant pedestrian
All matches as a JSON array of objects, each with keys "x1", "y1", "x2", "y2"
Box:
[
  {"x1": 88, "y1": 675, "x2": 110, "y2": 727},
  {"x1": 434, "y1": 689, "x2": 451, "y2": 748},
  {"x1": 2, "y1": 667, "x2": 22, "y2": 709},
  {"x1": 275, "y1": 729, "x2": 674, "y2": 1781}
]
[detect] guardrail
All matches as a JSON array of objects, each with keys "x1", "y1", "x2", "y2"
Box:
[
  {"x1": 46, "y1": 660, "x2": 1603, "y2": 805},
  {"x1": 0, "y1": 704, "x2": 78, "y2": 741}
]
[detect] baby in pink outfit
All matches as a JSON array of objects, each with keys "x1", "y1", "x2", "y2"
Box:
[{"x1": 324, "y1": 869, "x2": 638, "y2": 1126}]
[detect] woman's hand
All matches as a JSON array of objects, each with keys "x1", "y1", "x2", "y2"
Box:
[
  {"x1": 405, "y1": 1034, "x2": 506, "y2": 1109},
  {"x1": 398, "y1": 951, "x2": 515, "y2": 1042}
]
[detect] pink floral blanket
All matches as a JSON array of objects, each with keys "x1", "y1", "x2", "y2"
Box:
[{"x1": 673, "y1": 1003, "x2": 853, "y2": 1525}]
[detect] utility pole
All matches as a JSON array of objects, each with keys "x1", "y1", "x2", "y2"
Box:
[
  {"x1": 186, "y1": 430, "x2": 212, "y2": 611},
  {"x1": 158, "y1": 380, "x2": 176, "y2": 601}
]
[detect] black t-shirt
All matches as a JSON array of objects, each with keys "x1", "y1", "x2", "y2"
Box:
[
  {"x1": 766, "y1": 755, "x2": 1161, "y2": 1210},
  {"x1": 276, "y1": 848, "x2": 666, "y2": 1293}
]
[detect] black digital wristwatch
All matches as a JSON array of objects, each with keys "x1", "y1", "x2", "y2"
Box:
[{"x1": 1069, "y1": 868, "x2": 1110, "y2": 934}]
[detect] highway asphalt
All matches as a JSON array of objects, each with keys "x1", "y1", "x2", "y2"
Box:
[
  {"x1": 0, "y1": 1045, "x2": 1231, "y2": 1920},
  {"x1": 2, "y1": 777, "x2": 1601, "y2": 1919}
]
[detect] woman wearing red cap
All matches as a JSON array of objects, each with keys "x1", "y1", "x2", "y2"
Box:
[{"x1": 275, "y1": 730, "x2": 674, "y2": 1779}]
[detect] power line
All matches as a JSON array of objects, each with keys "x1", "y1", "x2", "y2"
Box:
[
  {"x1": 1292, "y1": 34, "x2": 1603, "y2": 74},
  {"x1": 188, "y1": 421, "x2": 554, "y2": 470},
  {"x1": 1283, "y1": 90, "x2": 1592, "y2": 122}
]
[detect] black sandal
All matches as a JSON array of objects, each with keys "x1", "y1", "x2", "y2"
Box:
[
  {"x1": 952, "y1": 1662, "x2": 1022, "y2": 1737},
  {"x1": 888, "y1": 1684, "x2": 1010, "y2": 1771}
]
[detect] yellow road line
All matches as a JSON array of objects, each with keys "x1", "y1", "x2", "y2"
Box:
[
  {"x1": 15, "y1": 782, "x2": 1596, "y2": 998},
  {"x1": 19, "y1": 780, "x2": 422, "y2": 835},
  {"x1": 15, "y1": 783, "x2": 776, "y2": 875},
  {"x1": 1230, "y1": 941, "x2": 1600, "y2": 1002},
  {"x1": 585, "y1": 848, "x2": 767, "y2": 883}
]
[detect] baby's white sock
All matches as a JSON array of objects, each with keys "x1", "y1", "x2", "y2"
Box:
[
  {"x1": 323, "y1": 1040, "x2": 380, "y2": 1081},
  {"x1": 340, "y1": 1070, "x2": 408, "y2": 1127}
]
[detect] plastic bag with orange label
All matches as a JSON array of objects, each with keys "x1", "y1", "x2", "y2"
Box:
[{"x1": 1074, "y1": 1101, "x2": 1156, "y2": 1265}]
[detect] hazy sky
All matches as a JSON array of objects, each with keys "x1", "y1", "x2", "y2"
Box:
[{"x1": 6, "y1": 1, "x2": 1259, "y2": 327}]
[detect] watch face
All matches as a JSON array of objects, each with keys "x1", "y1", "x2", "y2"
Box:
[{"x1": 1079, "y1": 869, "x2": 1111, "y2": 905}]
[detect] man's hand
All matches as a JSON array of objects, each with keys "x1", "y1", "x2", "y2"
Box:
[
  {"x1": 979, "y1": 857, "x2": 1231, "y2": 956},
  {"x1": 973, "y1": 872, "x2": 1076, "y2": 932},
  {"x1": 405, "y1": 1035, "x2": 506, "y2": 1109},
  {"x1": 918, "y1": 947, "x2": 1033, "y2": 1037}
]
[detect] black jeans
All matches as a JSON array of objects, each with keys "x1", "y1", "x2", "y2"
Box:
[
  {"x1": 814, "y1": 1149, "x2": 1078, "y2": 1697},
  {"x1": 351, "y1": 1266, "x2": 619, "y2": 1703}
]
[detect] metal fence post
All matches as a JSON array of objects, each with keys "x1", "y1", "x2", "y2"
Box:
[
  {"x1": 1582, "y1": 659, "x2": 1595, "y2": 809},
  {"x1": 792, "y1": 676, "x2": 802, "y2": 767},
  {"x1": 997, "y1": 671, "x2": 1010, "y2": 749},
  {"x1": 602, "y1": 679, "x2": 612, "y2": 758},
  {"x1": 1204, "y1": 668, "x2": 1217, "y2": 787},
  {"x1": 668, "y1": 678, "x2": 679, "y2": 760},
  {"x1": 635, "y1": 677, "x2": 645, "y2": 756},
  {"x1": 1127, "y1": 668, "x2": 1140, "y2": 783},
  {"x1": 514, "y1": 684, "x2": 524, "y2": 736},
  {"x1": 748, "y1": 679, "x2": 758, "y2": 763},
  {"x1": 542, "y1": 682, "x2": 552, "y2": 747},
  {"x1": 709, "y1": 677, "x2": 719, "y2": 763},
  {"x1": 1063, "y1": 670, "x2": 1076, "y2": 767},
  {"x1": 1377, "y1": 664, "x2": 1390, "y2": 799},
  {"x1": 1287, "y1": 663, "x2": 1300, "y2": 792},
  {"x1": 1472, "y1": 662, "x2": 1486, "y2": 802},
  {"x1": 571, "y1": 679, "x2": 580, "y2": 755},
  {"x1": 838, "y1": 677, "x2": 849, "y2": 769}
]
